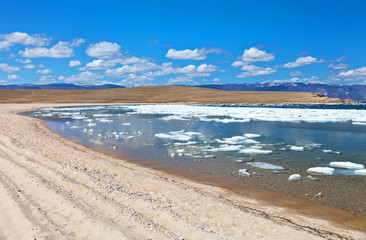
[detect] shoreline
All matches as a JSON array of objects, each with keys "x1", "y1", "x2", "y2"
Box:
[{"x1": 1, "y1": 103, "x2": 365, "y2": 239}]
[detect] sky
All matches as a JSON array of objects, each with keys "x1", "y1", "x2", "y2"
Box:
[{"x1": 0, "y1": 0, "x2": 365, "y2": 86}]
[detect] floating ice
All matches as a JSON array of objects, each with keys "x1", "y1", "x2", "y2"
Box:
[
  {"x1": 173, "y1": 141, "x2": 197, "y2": 146},
  {"x1": 155, "y1": 130, "x2": 201, "y2": 141},
  {"x1": 288, "y1": 174, "x2": 317, "y2": 181},
  {"x1": 244, "y1": 133, "x2": 261, "y2": 138},
  {"x1": 288, "y1": 174, "x2": 301, "y2": 181},
  {"x1": 88, "y1": 123, "x2": 96, "y2": 127},
  {"x1": 205, "y1": 145, "x2": 243, "y2": 152},
  {"x1": 290, "y1": 146, "x2": 304, "y2": 151},
  {"x1": 121, "y1": 104, "x2": 366, "y2": 124},
  {"x1": 329, "y1": 161, "x2": 364, "y2": 169},
  {"x1": 307, "y1": 167, "x2": 335, "y2": 175},
  {"x1": 247, "y1": 162, "x2": 286, "y2": 170},
  {"x1": 239, "y1": 149, "x2": 272, "y2": 155},
  {"x1": 238, "y1": 169, "x2": 251, "y2": 176},
  {"x1": 354, "y1": 169, "x2": 366, "y2": 176},
  {"x1": 70, "y1": 126, "x2": 79, "y2": 129},
  {"x1": 122, "y1": 123, "x2": 131, "y2": 126},
  {"x1": 322, "y1": 149, "x2": 341, "y2": 154}
]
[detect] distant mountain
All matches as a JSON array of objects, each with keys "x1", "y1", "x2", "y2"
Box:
[
  {"x1": 197, "y1": 83, "x2": 366, "y2": 102},
  {"x1": 0, "y1": 83, "x2": 124, "y2": 90}
]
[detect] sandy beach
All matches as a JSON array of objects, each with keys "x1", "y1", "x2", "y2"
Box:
[{"x1": 0, "y1": 103, "x2": 365, "y2": 240}]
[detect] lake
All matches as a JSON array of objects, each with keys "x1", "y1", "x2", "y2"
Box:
[{"x1": 25, "y1": 104, "x2": 366, "y2": 215}]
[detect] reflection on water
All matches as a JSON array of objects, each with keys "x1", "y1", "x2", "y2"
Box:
[{"x1": 25, "y1": 104, "x2": 366, "y2": 214}]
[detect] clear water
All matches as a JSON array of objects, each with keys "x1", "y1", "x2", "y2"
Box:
[{"x1": 25, "y1": 104, "x2": 366, "y2": 214}]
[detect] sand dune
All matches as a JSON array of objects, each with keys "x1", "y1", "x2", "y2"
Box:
[
  {"x1": 0, "y1": 103, "x2": 364, "y2": 239},
  {"x1": 0, "y1": 86, "x2": 343, "y2": 104}
]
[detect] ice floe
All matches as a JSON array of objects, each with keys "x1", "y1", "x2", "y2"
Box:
[
  {"x1": 238, "y1": 169, "x2": 251, "y2": 176},
  {"x1": 307, "y1": 167, "x2": 335, "y2": 175},
  {"x1": 290, "y1": 146, "x2": 304, "y2": 151},
  {"x1": 247, "y1": 162, "x2": 286, "y2": 170},
  {"x1": 329, "y1": 161, "x2": 364, "y2": 169},
  {"x1": 322, "y1": 149, "x2": 341, "y2": 154},
  {"x1": 288, "y1": 174, "x2": 317, "y2": 181},
  {"x1": 155, "y1": 130, "x2": 201, "y2": 141},
  {"x1": 239, "y1": 149, "x2": 272, "y2": 155},
  {"x1": 121, "y1": 104, "x2": 366, "y2": 124}
]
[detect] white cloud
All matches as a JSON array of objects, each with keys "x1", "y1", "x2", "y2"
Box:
[
  {"x1": 38, "y1": 64, "x2": 45, "y2": 68},
  {"x1": 58, "y1": 75, "x2": 65, "y2": 80},
  {"x1": 24, "y1": 64, "x2": 36, "y2": 69},
  {"x1": 80, "y1": 57, "x2": 148, "y2": 71},
  {"x1": 166, "y1": 47, "x2": 222, "y2": 60},
  {"x1": 7, "y1": 74, "x2": 21, "y2": 80},
  {"x1": 213, "y1": 78, "x2": 220, "y2": 82},
  {"x1": 118, "y1": 74, "x2": 153, "y2": 86},
  {"x1": 0, "y1": 80, "x2": 10, "y2": 85},
  {"x1": 0, "y1": 32, "x2": 49, "y2": 51},
  {"x1": 338, "y1": 67, "x2": 366, "y2": 81},
  {"x1": 0, "y1": 63, "x2": 20, "y2": 73},
  {"x1": 19, "y1": 41, "x2": 74, "y2": 58},
  {"x1": 69, "y1": 59, "x2": 81, "y2": 67},
  {"x1": 264, "y1": 76, "x2": 320, "y2": 84},
  {"x1": 289, "y1": 71, "x2": 305, "y2": 77},
  {"x1": 105, "y1": 62, "x2": 158, "y2": 78},
  {"x1": 237, "y1": 65, "x2": 276, "y2": 78},
  {"x1": 328, "y1": 63, "x2": 348, "y2": 70},
  {"x1": 65, "y1": 71, "x2": 104, "y2": 84},
  {"x1": 70, "y1": 38, "x2": 85, "y2": 47},
  {"x1": 36, "y1": 68, "x2": 52, "y2": 74},
  {"x1": 86, "y1": 41, "x2": 121, "y2": 59},
  {"x1": 38, "y1": 75, "x2": 56, "y2": 84},
  {"x1": 17, "y1": 59, "x2": 31, "y2": 64},
  {"x1": 283, "y1": 56, "x2": 323, "y2": 68},
  {"x1": 240, "y1": 47, "x2": 275, "y2": 64},
  {"x1": 81, "y1": 59, "x2": 116, "y2": 70}
]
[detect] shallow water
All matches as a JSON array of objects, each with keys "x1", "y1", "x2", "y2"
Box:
[{"x1": 25, "y1": 104, "x2": 366, "y2": 214}]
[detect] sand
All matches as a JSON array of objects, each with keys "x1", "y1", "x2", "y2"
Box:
[{"x1": 0, "y1": 103, "x2": 365, "y2": 240}]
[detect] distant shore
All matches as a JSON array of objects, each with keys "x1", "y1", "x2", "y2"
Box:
[
  {"x1": 0, "y1": 103, "x2": 364, "y2": 239},
  {"x1": 0, "y1": 86, "x2": 357, "y2": 104}
]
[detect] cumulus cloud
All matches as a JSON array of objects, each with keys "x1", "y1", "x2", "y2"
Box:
[
  {"x1": 38, "y1": 75, "x2": 56, "y2": 84},
  {"x1": 70, "y1": 38, "x2": 85, "y2": 47},
  {"x1": 338, "y1": 67, "x2": 366, "y2": 80},
  {"x1": 118, "y1": 74, "x2": 153, "y2": 86},
  {"x1": 7, "y1": 74, "x2": 21, "y2": 80},
  {"x1": 231, "y1": 47, "x2": 275, "y2": 72},
  {"x1": 236, "y1": 65, "x2": 276, "y2": 78},
  {"x1": 328, "y1": 63, "x2": 348, "y2": 70},
  {"x1": 80, "y1": 57, "x2": 148, "y2": 71},
  {"x1": 105, "y1": 62, "x2": 158, "y2": 78},
  {"x1": 289, "y1": 71, "x2": 305, "y2": 77},
  {"x1": 283, "y1": 56, "x2": 323, "y2": 68},
  {"x1": 17, "y1": 59, "x2": 31, "y2": 64},
  {"x1": 0, "y1": 32, "x2": 49, "y2": 51},
  {"x1": 0, "y1": 63, "x2": 20, "y2": 73},
  {"x1": 24, "y1": 64, "x2": 36, "y2": 69},
  {"x1": 19, "y1": 41, "x2": 74, "y2": 58},
  {"x1": 65, "y1": 71, "x2": 104, "y2": 84},
  {"x1": 69, "y1": 59, "x2": 81, "y2": 67},
  {"x1": 166, "y1": 47, "x2": 222, "y2": 60},
  {"x1": 36, "y1": 68, "x2": 52, "y2": 74},
  {"x1": 86, "y1": 41, "x2": 121, "y2": 59},
  {"x1": 240, "y1": 47, "x2": 275, "y2": 64}
]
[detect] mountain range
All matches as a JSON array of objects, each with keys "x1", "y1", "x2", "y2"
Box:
[{"x1": 198, "y1": 82, "x2": 366, "y2": 102}]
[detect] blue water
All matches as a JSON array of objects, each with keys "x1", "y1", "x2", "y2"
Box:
[{"x1": 24, "y1": 104, "x2": 366, "y2": 214}]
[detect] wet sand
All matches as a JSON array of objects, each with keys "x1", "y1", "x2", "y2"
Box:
[{"x1": 0, "y1": 103, "x2": 365, "y2": 239}]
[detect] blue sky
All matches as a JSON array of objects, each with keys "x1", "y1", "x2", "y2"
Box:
[{"x1": 0, "y1": 0, "x2": 365, "y2": 86}]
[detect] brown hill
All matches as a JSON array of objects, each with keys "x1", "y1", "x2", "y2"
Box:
[{"x1": 0, "y1": 86, "x2": 341, "y2": 104}]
